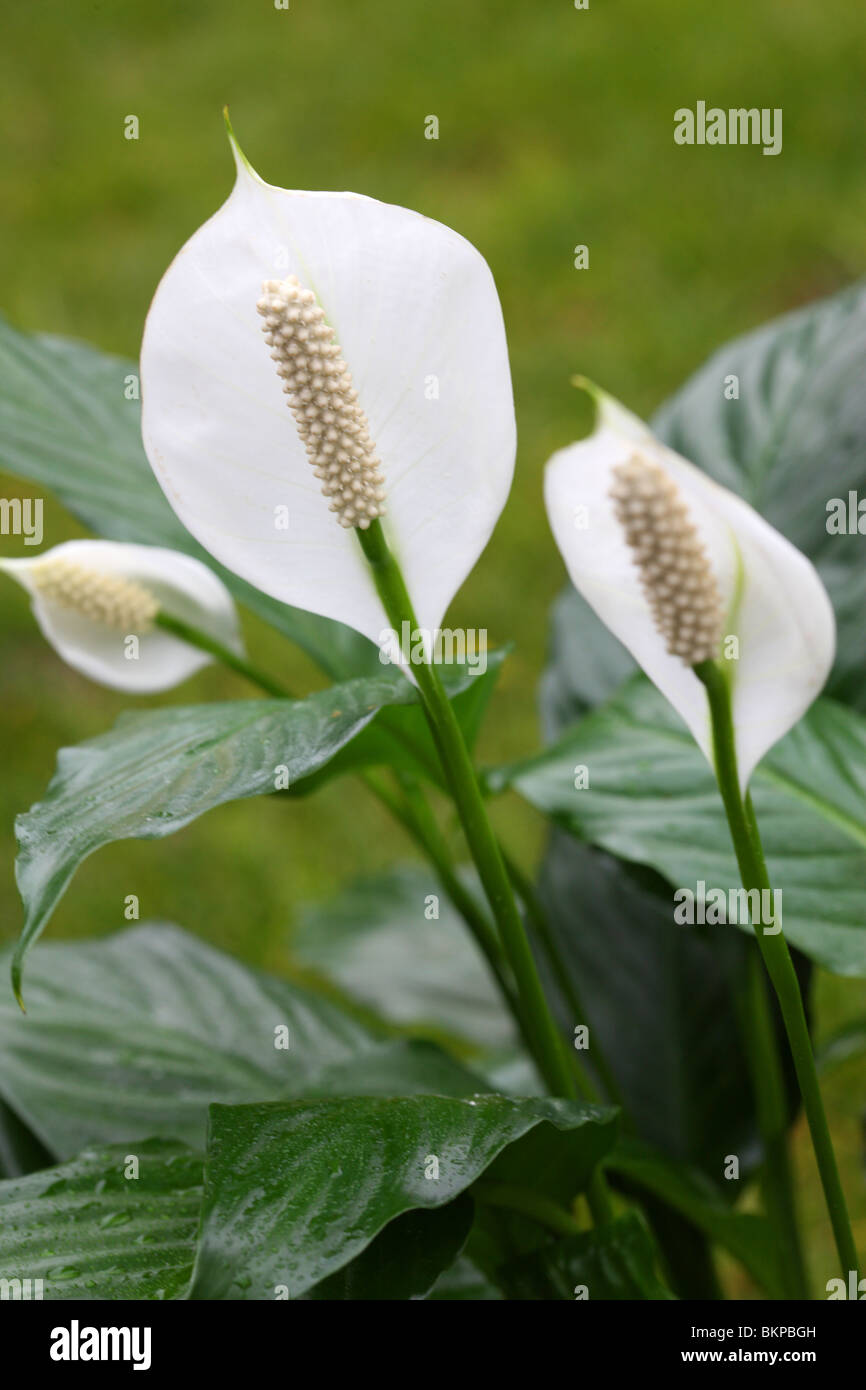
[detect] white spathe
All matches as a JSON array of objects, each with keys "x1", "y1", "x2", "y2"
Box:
[
  {"x1": 544, "y1": 384, "x2": 836, "y2": 790},
  {"x1": 139, "y1": 127, "x2": 516, "y2": 648},
  {"x1": 1, "y1": 540, "x2": 243, "y2": 693}
]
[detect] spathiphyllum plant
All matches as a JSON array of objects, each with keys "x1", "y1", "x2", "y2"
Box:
[{"x1": 0, "y1": 119, "x2": 862, "y2": 1307}]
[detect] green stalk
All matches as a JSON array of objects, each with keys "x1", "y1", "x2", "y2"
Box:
[
  {"x1": 695, "y1": 658, "x2": 859, "y2": 1284},
  {"x1": 356, "y1": 524, "x2": 573, "y2": 1096},
  {"x1": 355, "y1": 521, "x2": 614, "y2": 1226},
  {"x1": 155, "y1": 612, "x2": 289, "y2": 697},
  {"x1": 739, "y1": 949, "x2": 809, "y2": 1298}
]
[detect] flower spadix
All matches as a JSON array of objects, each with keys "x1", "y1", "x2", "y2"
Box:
[
  {"x1": 1, "y1": 540, "x2": 242, "y2": 692},
  {"x1": 140, "y1": 121, "x2": 515, "y2": 648},
  {"x1": 544, "y1": 383, "x2": 835, "y2": 789}
]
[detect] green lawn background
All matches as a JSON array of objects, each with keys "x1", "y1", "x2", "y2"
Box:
[{"x1": 1, "y1": 0, "x2": 864, "y2": 1289}]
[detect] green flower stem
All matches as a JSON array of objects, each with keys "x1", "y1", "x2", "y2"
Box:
[
  {"x1": 695, "y1": 658, "x2": 859, "y2": 1284},
  {"x1": 471, "y1": 1180, "x2": 584, "y2": 1237},
  {"x1": 740, "y1": 948, "x2": 809, "y2": 1298},
  {"x1": 356, "y1": 526, "x2": 574, "y2": 1089},
  {"x1": 355, "y1": 522, "x2": 615, "y2": 1227},
  {"x1": 155, "y1": 612, "x2": 289, "y2": 697}
]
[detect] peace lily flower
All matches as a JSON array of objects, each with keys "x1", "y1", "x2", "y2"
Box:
[
  {"x1": 544, "y1": 382, "x2": 835, "y2": 790},
  {"x1": 139, "y1": 118, "x2": 515, "y2": 651},
  {"x1": 0, "y1": 540, "x2": 242, "y2": 692}
]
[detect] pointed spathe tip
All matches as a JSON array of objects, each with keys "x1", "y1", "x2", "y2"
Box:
[
  {"x1": 570, "y1": 373, "x2": 601, "y2": 395},
  {"x1": 570, "y1": 377, "x2": 651, "y2": 443},
  {"x1": 0, "y1": 555, "x2": 35, "y2": 595},
  {"x1": 570, "y1": 373, "x2": 604, "y2": 409},
  {"x1": 222, "y1": 107, "x2": 259, "y2": 182},
  {"x1": 569, "y1": 375, "x2": 606, "y2": 431}
]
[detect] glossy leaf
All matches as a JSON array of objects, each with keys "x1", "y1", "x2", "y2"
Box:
[
  {"x1": 190, "y1": 1094, "x2": 617, "y2": 1299},
  {"x1": 0, "y1": 1138, "x2": 201, "y2": 1301},
  {"x1": 0, "y1": 924, "x2": 377, "y2": 1157},
  {"x1": 304, "y1": 1198, "x2": 474, "y2": 1300},
  {"x1": 12, "y1": 663, "x2": 484, "y2": 992},
  {"x1": 491, "y1": 677, "x2": 866, "y2": 975}
]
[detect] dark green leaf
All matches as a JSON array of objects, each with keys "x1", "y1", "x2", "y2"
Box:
[
  {"x1": 498, "y1": 1212, "x2": 673, "y2": 1300},
  {"x1": 0, "y1": 924, "x2": 378, "y2": 1158},
  {"x1": 0, "y1": 315, "x2": 377, "y2": 680},
  {"x1": 0, "y1": 1098, "x2": 53, "y2": 1180},
  {"x1": 606, "y1": 1140, "x2": 783, "y2": 1297},
  {"x1": 0, "y1": 1138, "x2": 201, "y2": 1301},
  {"x1": 296, "y1": 865, "x2": 515, "y2": 1049},
  {"x1": 190, "y1": 1094, "x2": 617, "y2": 1299},
  {"x1": 636, "y1": 1196, "x2": 724, "y2": 1301},
  {"x1": 537, "y1": 831, "x2": 777, "y2": 1180},
  {"x1": 305, "y1": 1197, "x2": 474, "y2": 1300},
  {"x1": 652, "y1": 281, "x2": 866, "y2": 707},
  {"x1": 492, "y1": 677, "x2": 866, "y2": 975}
]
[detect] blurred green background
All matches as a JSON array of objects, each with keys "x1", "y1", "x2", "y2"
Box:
[{"x1": 1, "y1": 0, "x2": 865, "y2": 1289}]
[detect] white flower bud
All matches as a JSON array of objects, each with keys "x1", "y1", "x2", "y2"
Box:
[{"x1": 1, "y1": 541, "x2": 243, "y2": 693}]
